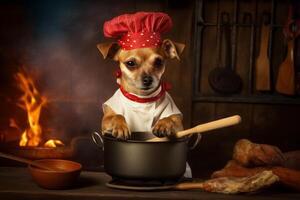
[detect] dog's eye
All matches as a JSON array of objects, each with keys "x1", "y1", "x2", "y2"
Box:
[
  {"x1": 125, "y1": 60, "x2": 136, "y2": 68},
  {"x1": 153, "y1": 58, "x2": 164, "y2": 68}
]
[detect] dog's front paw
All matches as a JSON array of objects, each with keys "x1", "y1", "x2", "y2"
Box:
[
  {"x1": 106, "y1": 115, "x2": 131, "y2": 139},
  {"x1": 152, "y1": 117, "x2": 176, "y2": 138}
]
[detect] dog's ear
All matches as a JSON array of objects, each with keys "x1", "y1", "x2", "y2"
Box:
[
  {"x1": 161, "y1": 39, "x2": 185, "y2": 60},
  {"x1": 97, "y1": 42, "x2": 120, "y2": 60}
]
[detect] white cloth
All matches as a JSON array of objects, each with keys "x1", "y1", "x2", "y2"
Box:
[
  {"x1": 184, "y1": 162, "x2": 192, "y2": 178},
  {"x1": 103, "y1": 86, "x2": 182, "y2": 132}
]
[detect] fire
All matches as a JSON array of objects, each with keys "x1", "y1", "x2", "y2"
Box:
[
  {"x1": 14, "y1": 69, "x2": 64, "y2": 148},
  {"x1": 44, "y1": 139, "x2": 65, "y2": 148}
]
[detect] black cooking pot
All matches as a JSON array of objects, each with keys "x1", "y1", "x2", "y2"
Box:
[{"x1": 92, "y1": 132, "x2": 200, "y2": 182}]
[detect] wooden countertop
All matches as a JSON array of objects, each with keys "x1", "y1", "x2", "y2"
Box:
[{"x1": 0, "y1": 167, "x2": 299, "y2": 200}]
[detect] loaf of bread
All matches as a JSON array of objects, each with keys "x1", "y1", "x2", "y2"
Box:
[{"x1": 233, "y1": 139, "x2": 285, "y2": 167}]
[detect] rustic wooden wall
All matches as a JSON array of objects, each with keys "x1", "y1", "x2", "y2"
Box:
[{"x1": 189, "y1": 0, "x2": 300, "y2": 178}]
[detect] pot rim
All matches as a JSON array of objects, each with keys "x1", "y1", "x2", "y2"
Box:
[{"x1": 103, "y1": 133, "x2": 187, "y2": 144}]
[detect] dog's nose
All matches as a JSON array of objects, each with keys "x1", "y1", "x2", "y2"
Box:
[{"x1": 142, "y1": 75, "x2": 153, "y2": 87}]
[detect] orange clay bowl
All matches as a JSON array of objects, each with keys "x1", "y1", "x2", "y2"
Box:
[{"x1": 28, "y1": 159, "x2": 82, "y2": 189}]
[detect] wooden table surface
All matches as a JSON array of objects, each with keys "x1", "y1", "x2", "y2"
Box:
[{"x1": 0, "y1": 167, "x2": 299, "y2": 200}]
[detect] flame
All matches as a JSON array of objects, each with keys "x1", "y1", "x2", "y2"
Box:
[
  {"x1": 14, "y1": 69, "x2": 64, "y2": 148},
  {"x1": 44, "y1": 139, "x2": 65, "y2": 148}
]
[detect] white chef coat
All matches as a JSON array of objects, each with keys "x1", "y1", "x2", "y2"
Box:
[{"x1": 103, "y1": 86, "x2": 182, "y2": 132}]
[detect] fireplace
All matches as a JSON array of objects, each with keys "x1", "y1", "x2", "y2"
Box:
[
  {"x1": 0, "y1": 64, "x2": 105, "y2": 168},
  {"x1": 0, "y1": 66, "x2": 104, "y2": 170},
  {"x1": 0, "y1": 0, "x2": 115, "y2": 171}
]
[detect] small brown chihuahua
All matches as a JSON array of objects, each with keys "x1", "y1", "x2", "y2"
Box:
[{"x1": 97, "y1": 12, "x2": 185, "y2": 139}]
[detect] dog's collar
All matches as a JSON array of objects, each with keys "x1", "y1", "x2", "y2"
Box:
[{"x1": 119, "y1": 82, "x2": 171, "y2": 103}]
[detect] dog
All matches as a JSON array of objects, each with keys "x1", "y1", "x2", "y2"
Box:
[
  {"x1": 97, "y1": 12, "x2": 185, "y2": 140},
  {"x1": 98, "y1": 40, "x2": 184, "y2": 139}
]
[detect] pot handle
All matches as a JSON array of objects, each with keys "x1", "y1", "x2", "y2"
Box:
[
  {"x1": 187, "y1": 133, "x2": 202, "y2": 150},
  {"x1": 91, "y1": 132, "x2": 104, "y2": 150}
]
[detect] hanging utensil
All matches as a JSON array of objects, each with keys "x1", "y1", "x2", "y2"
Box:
[
  {"x1": 242, "y1": 12, "x2": 254, "y2": 93},
  {"x1": 276, "y1": 5, "x2": 298, "y2": 95},
  {"x1": 255, "y1": 13, "x2": 271, "y2": 91},
  {"x1": 282, "y1": 5, "x2": 300, "y2": 95},
  {"x1": 276, "y1": 39, "x2": 295, "y2": 95},
  {"x1": 209, "y1": 12, "x2": 243, "y2": 94}
]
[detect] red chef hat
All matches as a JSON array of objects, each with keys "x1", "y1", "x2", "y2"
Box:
[{"x1": 103, "y1": 12, "x2": 173, "y2": 50}]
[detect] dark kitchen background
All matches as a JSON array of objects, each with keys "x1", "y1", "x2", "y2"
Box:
[{"x1": 0, "y1": 0, "x2": 300, "y2": 178}]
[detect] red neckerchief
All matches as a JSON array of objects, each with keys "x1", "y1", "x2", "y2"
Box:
[{"x1": 120, "y1": 82, "x2": 171, "y2": 103}]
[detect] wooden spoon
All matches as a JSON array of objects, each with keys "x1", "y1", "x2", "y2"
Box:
[
  {"x1": 276, "y1": 39, "x2": 295, "y2": 95},
  {"x1": 0, "y1": 152, "x2": 59, "y2": 171},
  {"x1": 255, "y1": 24, "x2": 271, "y2": 91},
  {"x1": 148, "y1": 115, "x2": 241, "y2": 142}
]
